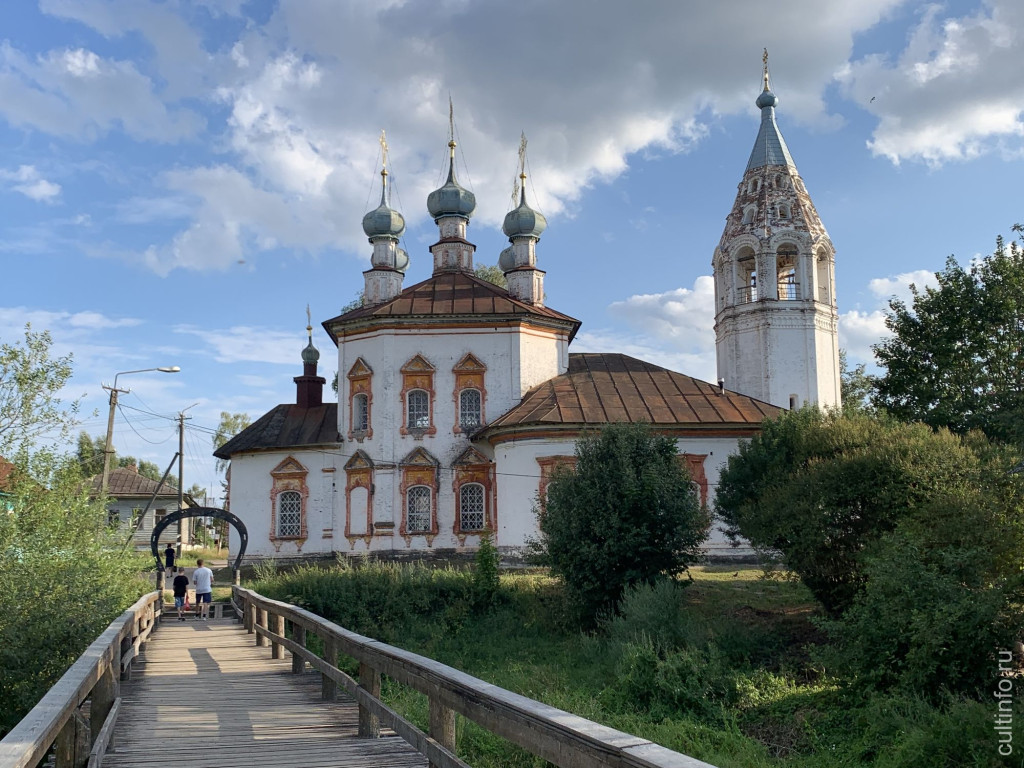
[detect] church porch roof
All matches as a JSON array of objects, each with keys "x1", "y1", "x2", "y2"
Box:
[
  {"x1": 475, "y1": 353, "x2": 781, "y2": 443},
  {"x1": 213, "y1": 404, "x2": 339, "y2": 459}
]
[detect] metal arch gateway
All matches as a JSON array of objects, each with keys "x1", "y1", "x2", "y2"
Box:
[{"x1": 151, "y1": 507, "x2": 248, "y2": 574}]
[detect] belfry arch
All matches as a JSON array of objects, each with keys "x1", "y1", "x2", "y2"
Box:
[{"x1": 151, "y1": 507, "x2": 249, "y2": 577}]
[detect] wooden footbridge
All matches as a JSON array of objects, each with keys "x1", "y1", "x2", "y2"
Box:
[{"x1": 0, "y1": 589, "x2": 716, "y2": 768}]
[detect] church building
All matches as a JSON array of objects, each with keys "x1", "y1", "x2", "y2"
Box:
[{"x1": 215, "y1": 67, "x2": 840, "y2": 561}]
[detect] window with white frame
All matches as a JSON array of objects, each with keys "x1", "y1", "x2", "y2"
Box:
[
  {"x1": 459, "y1": 389, "x2": 482, "y2": 429},
  {"x1": 353, "y1": 393, "x2": 369, "y2": 432},
  {"x1": 277, "y1": 490, "x2": 302, "y2": 537},
  {"x1": 407, "y1": 389, "x2": 429, "y2": 429},
  {"x1": 459, "y1": 483, "x2": 485, "y2": 531},
  {"x1": 406, "y1": 485, "x2": 431, "y2": 532}
]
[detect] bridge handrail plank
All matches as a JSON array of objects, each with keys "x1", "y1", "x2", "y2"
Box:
[
  {"x1": 234, "y1": 586, "x2": 716, "y2": 768},
  {"x1": 0, "y1": 592, "x2": 160, "y2": 768}
]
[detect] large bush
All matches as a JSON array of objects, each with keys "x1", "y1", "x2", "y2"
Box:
[
  {"x1": 535, "y1": 422, "x2": 707, "y2": 625},
  {"x1": 0, "y1": 454, "x2": 147, "y2": 734},
  {"x1": 715, "y1": 409, "x2": 999, "y2": 616}
]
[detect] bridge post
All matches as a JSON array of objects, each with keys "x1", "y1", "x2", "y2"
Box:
[
  {"x1": 256, "y1": 607, "x2": 268, "y2": 647},
  {"x1": 54, "y1": 709, "x2": 89, "y2": 768},
  {"x1": 428, "y1": 700, "x2": 456, "y2": 768},
  {"x1": 271, "y1": 613, "x2": 285, "y2": 659},
  {"x1": 90, "y1": 659, "x2": 119, "y2": 748},
  {"x1": 321, "y1": 635, "x2": 339, "y2": 701},
  {"x1": 291, "y1": 623, "x2": 306, "y2": 674},
  {"x1": 245, "y1": 599, "x2": 255, "y2": 633},
  {"x1": 357, "y1": 663, "x2": 381, "y2": 738}
]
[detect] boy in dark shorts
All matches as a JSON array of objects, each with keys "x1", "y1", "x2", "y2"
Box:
[{"x1": 172, "y1": 567, "x2": 189, "y2": 621}]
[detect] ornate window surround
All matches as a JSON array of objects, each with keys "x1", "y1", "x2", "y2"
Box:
[
  {"x1": 452, "y1": 446, "x2": 494, "y2": 540},
  {"x1": 346, "y1": 358, "x2": 373, "y2": 440},
  {"x1": 269, "y1": 456, "x2": 309, "y2": 548},
  {"x1": 399, "y1": 447, "x2": 439, "y2": 541},
  {"x1": 452, "y1": 354, "x2": 487, "y2": 434},
  {"x1": 399, "y1": 355, "x2": 436, "y2": 438},
  {"x1": 344, "y1": 450, "x2": 373, "y2": 545}
]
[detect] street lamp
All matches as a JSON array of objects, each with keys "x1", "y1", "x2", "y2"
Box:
[{"x1": 100, "y1": 367, "x2": 181, "y2": 497}]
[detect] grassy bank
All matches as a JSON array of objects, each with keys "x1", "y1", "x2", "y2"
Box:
[{"x1": 251, "y1": 562, "x2": 1022, "y2": 767}]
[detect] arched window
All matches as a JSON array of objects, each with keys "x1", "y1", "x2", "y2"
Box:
[
  {"x1": 353, "y1": 393, "x2": 369, "y2": 432},
  {"x1": 277, "y1": 491, "x2": 301, "y2": 537},
  {"x1": 777, "y1": 204, "x2": 790, "y2": 220},
  {"x1": 406, "y1": 486, "x2": 431, "y2": 532},
  {"x1": 741, "y1": 205, "x2": 757, "y2": 225},
  {"x1": 459, "y1": 389, "x2": 482, "y2": 429},
  {"x1": 459, "y1": 483, "x2": 485, "y2": 531},
  {"x1": 407, "y1": 390, "x2": 429, "y2": 429}
]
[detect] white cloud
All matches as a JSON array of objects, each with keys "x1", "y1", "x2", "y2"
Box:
[
  {"x1": 867, "y1": 268, "x2": 939, "y2": 305},
  {"x1": 173, "y1": 323, "x2": 310, "y2": 365},
  {"x1": 573, "y1": 276, "x2": 718, "y2": 381},
  {"x1": 840, "y1": 0, "x2": 1024, "y2": 165},
  {"x1": 0, "y1": 165, "x2": 61, "y2": 202},
  {"x1": 65, "y1": 0, "x2": 902, "y2": 274},
  {"x1": 0, "y1": 43, "x2": 203, "y2": 142}
]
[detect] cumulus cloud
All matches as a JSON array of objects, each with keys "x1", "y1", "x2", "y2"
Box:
[
  {"x1": 0, "y1": 42, "x2": 203, "y2": 141},
  {"x1": 840, "y1": 0, "x2": 1024, "y2": 164},
  {"x1": 0, "y1": 165, "x2": 61, "y2": 202},
  {"x1": 575, "y1": 276, "x2": 718, "y2": 381}
]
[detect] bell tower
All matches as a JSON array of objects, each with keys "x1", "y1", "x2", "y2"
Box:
[{"x1": 713, "y1": 52, "x2": 841, "y2": 410}]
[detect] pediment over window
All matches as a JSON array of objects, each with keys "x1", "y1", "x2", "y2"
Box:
[
  {"x1": 270, "y1": 456, "x2": 307, "y2": 477},
  {"x1": 344, "y1": 450, "x2": 374, "y2": 470},
  {"x1": 401, "y1": 447, "x2": 439, "y2": 467},
  {"x1": 401, "y1": 354, "x2": 435, "y2": 373},
  {"x1": 453, "y1": 353, "x2": 486, "y2": 373},
  {"x1": 453, "y1": 446, "x2": 491, "y2": 466},
  {"x1": 347, "y1": 358, "x2": 373, "y2": 378}
]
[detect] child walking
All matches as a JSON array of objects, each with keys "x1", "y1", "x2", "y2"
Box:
[{"x1": 172, "y1": 567, "x2": 189, "y2": 621}]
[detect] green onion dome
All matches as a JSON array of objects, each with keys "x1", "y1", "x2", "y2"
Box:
[
  {"x1": 362, "y1": 171, "x2": 405, "y2": 239},
  {"x1": 502, "y1": 181, "x2": 546, "y2": 239},
  {"x1": 427, "y1": 141, "x2": 476, "y2": 221},
  {"x1": 498, "y1": 245, "x2": 515, "y2": 272},
  {"x1": 395, "y1": 247, "x2": 409, "y2": 274}
]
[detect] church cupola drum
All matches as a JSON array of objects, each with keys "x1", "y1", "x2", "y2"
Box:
[
  {"x1": 362, "y1": 131, "x2": 409, "y2": 307},
  {"x1": 712, "y1": 52, "x2": 841, "y2": 410}
]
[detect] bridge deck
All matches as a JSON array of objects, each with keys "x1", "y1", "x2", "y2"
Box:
[{"x1": 103, "y1": 617, "x2": 426, "y2": 768}]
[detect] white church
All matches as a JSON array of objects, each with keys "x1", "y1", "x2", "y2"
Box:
[{"x1": 215, "y1": 69, "x2": 841, "y2": 561}]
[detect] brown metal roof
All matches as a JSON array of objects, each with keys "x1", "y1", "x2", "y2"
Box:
[
  {"x1": 214, "y1": 404, "x2": 339, "y2": 459},
  {"x1": 323, "y1": 271, "x2": 581, "y2": 342},
  {"x1": 477, "y1": 353, "x2": 782, "y2": 437},
  {"x1": 87, "y1": 466, "x2": 182, "y2": 500}
]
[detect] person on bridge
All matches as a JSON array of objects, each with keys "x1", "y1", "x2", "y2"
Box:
[
  {"x1": 164, "y1": 543, "x2": 176, "y2": 576},
  {"x1": 172, "y1": 567, "x2": 189, "y2": 621},
  {"x1": 193, "y1": 559, "x2": 214, "y2": 620}
]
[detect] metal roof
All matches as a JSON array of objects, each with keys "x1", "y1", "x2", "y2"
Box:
[
  {"x1": 745, "y1": 100, "x2": 796, "y2": 172},
  {"x1": 478, "y1": 353, "x2": 781, "y2": 436},
  {"x1": 213, "y1": 403, "x2": 339, "y2": 459}
]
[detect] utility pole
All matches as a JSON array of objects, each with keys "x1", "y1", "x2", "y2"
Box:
[{"x1": 177, "y1": 403, "x2": 198, "y2": 557}]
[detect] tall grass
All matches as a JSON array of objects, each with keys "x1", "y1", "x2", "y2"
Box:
[{"x1": 251, "y1": 563, "x2": 1024, "y2": 767}]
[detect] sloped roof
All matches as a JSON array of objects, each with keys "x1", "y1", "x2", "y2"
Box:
[
  {"x1": 214, "y1": 404, "x2": 339, "y2": 459},
  {"x1": 323, "y1": 271, "x2": 580, "y2": 342},
  {"x1": 745, "y1": 101, "x2": 796, "y2": 172},
  {"x1": 88, "y1": 466, "x2": 182, "y2": 500},
  {"x1": 477, "y1": 353, "x2": 781, "y2": 439},
  {"x1": 0, "y1": 457, "x2": 15, "y2": 492}
]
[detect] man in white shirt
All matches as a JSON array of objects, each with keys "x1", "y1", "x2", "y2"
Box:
[{"x1": 192, "y1": 559, "x2": 214, "y2": 620}]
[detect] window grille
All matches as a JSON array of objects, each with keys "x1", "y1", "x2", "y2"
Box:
[
  {"x1": 353, "y1": 393, "x2": 369, "y2": 431},
  {"x1": 407, "y1": 486, "x2": 431, "y2": 532},
  {"x1": 460, "y1": 484, "x2": 485, "y2": 531},
  {"x1": 407, "y1": 390, "x2": 429, "y2": 429},
  {"x1": 460, "y1": 389, "x2": 482, "y2": 429},
  {"x1": 278, "y1": 491, "x2": 301, "y2": 537}
]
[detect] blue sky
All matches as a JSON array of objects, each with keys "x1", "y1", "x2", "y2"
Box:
[{"x1": 2, "y1": 0, "x2": 1022, "y2": 501}]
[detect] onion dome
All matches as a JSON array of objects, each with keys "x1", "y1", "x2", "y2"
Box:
[
  {"x1": 427, "y1": 141, "x2": 476, "y2": 221},
  {"x1": 498, "y1": 245, "x2": 515, "y2": 272},
  {"x1": 395, "y1": 247, "x2": 409, "y2": 274},
  {"x1": 756, "y1": 88, "x2": 778, "y2": 109},
  {"x1": 362, "y1": 169, "x2": 405, "y2": 239},
  {"x1": 301, "y1": 339, "x2": 320, "y2": 364},
  {"x1": 502, "y1": 175, "x2": 546, "y2": 239}
]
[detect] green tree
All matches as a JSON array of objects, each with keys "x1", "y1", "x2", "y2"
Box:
[
  {"x1": 213, "y1": 412, "x2": 252, "y2": 474},
  {"x1": 0, "y1": 325, "x2": 80, "y2": 456},
  {"x1": 474, "y1": 263, "x2": 507, "y2": 288},
  {"x1": 536, "y1": 423, "x2": 707, "y2": 624},
  {"x1": 0, "y1": 333, "x2": 145, "y2": 734},
  {"x1": 75, "y1": 431, "x2": 173, "y2": 487},
  {"x1": 873, "y1": 227, "x2": 1024, "y2": 446},
  {"x1": 839, "y1": 349, "x2": 874, "y2": 414},
  {"x1": 716, "y1": 408, "x2": 1010, "y2": 616}
]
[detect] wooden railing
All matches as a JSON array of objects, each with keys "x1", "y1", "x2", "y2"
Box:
[
  {"x1": 0, "y1": 592, "x2": 161, "y2": 768},
  {"x1": 232, "y1": 586, "x2": 717, "y2": 768}
]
